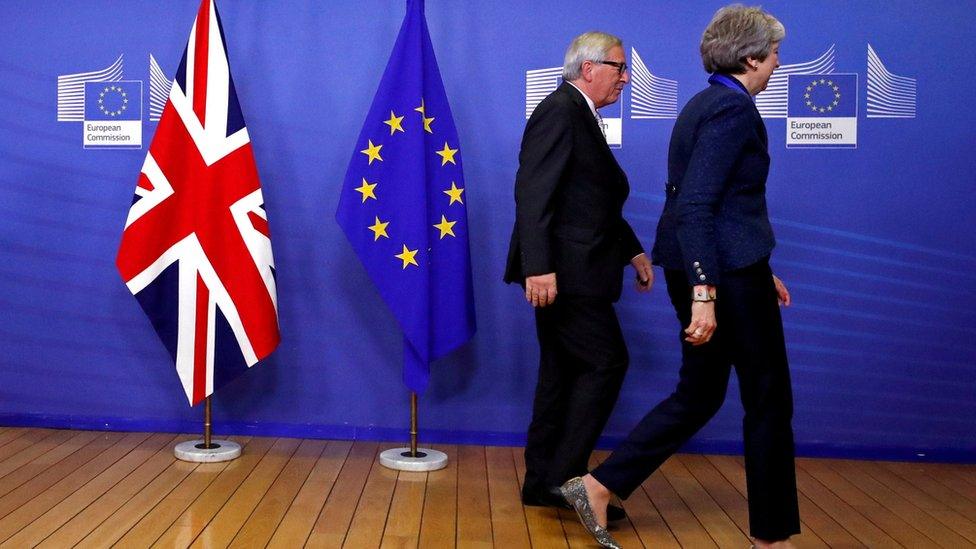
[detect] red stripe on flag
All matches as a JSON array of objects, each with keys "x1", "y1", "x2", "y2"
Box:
[
  {"x1": 247, "y1": 211, "x2": 270, "y2": 238},
  {"x1": 136, "y1": 173, "x2": 155, "y2": 192},
  {"x1": 193, "y1": 273, "x2": 209, "y2": 405},
  {"x1": 192, "y1": 0, "x2": 210, "y2": 126}
]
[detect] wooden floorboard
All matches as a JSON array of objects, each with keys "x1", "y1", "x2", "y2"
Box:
[
  {"x1": 797, "y1": 457, "x2": 935, "y2": 547},
  {"x1": 342, "y1": 442, "x2": 399, "y2": 548},
  {"x1": 827, "y1": 458, "x2": 970, "y2": 547},
  {"x1": 0, "y1": 429, "x2": 77, "y2": 481},
  {"x1": 484, "y1": 446, "x2": 530, "y2": 548},
  {"x1": 150, "y1": 436, "x2": 276, "y2": 548},
  {"x1": 305, "y1": 440, "x2": 377, "y2": 547},
  {"x1": 456, "y1": 444, "x2": 493, "y2": 548},
  {"x1": 0, "y1": 429, "x2": 58, "y2": 471},
  {"x1": 0, "y1": 427, "x2": 970, "y2": 548},
  {"x1": 848, "y1": 456, "x2": 976, "y2": 544},
  {"x1": 0, "y1": 430, "x2": 102, "y2": 499},
  {"x1": 617, "y1": 468, "x2": 680, "y2": 548},
  {"x1": 379, "y1": 468, "x2": 426, "y2": 548},
  {"x1": 38, "y1": 432, "x2": 190, "y2": 548},
  {"x1": 267, "y1": 439, "x2": 351, "y2": 548},
  {"x1": 77, "y1": 437, "x2": 250, "y2": 548},
  {"x1": 660, "y1": 457, "x2": 750, "y2": 547},
  {"x1": 418, "y1": 444, "x2": 458, "y2": 549},
  {"x1": 0, "y1": 432, "x2": 128, "y2": 525},
  {"x1": 231, "y1": 438, "x2": 327, "y2": 548},
  {"x1": 189, "y1": 437, "x2": 302, "y2": 548},
  {"x1": 2, "y1": 432, "x2": 174, "y2": 547}
]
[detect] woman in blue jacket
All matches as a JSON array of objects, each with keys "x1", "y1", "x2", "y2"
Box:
[{"x1": 562, "y1": 5, "x2": 800, "y2": 548}]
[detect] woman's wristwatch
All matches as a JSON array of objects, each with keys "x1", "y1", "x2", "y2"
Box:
[{"x1": 692, "y1": 285, "x2": 717, "y2": 302}]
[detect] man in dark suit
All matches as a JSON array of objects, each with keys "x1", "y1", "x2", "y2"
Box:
[{"x1": 504, "y1": 31, "x2": 653, "y2": 519}]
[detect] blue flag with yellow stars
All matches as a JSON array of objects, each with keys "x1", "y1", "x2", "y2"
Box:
[{"x1": 336, "y1": 0, "x2": 476, "y2": 394}]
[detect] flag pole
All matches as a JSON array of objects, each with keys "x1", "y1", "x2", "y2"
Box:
[
  {"x1": 203, "y1": 396, "x2": 213, "y2": 449},
  {"x1": 379, "y1": 390, "x2": 447, "y2": 471},
  {"x1": 409, "y1": 391, "x2": 418, "y2": 457},
  {"x1": 174, "y1": 395, "x2": 242, "y2": 462}
]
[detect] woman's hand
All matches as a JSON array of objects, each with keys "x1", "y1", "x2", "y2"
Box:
[
  {"x1": 773, "y1": 274, "x2": 791, "y2": 307},
  {"x1": 684, "y1": 300, "x2": 717, "y2": 345}
]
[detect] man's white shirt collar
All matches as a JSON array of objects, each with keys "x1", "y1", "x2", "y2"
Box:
[
  {"x1": 568, "y1": 81, "x2": 606, "y2": 139},
  {"x1": 568, "y1": 82, "x2": 598, "y2": 119}
]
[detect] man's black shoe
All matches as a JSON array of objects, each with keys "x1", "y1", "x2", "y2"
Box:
[
  {"x1": 521, "y1": 485, "x2": 571, "y2": 509},
  {"x1": 522, "y1": 486, "x2": 627, "y2": 521},
  {"x1": 606, "y1": 503, "x2": 626, "y2": 522}
]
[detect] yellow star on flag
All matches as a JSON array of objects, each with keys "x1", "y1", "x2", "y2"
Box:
[
  {"x1": 368, "y1": 216, "x2": 390, "y2": 240},
  {"x1": 433, "y1": 215, "x2": 457, "y2": 239},
  {"x1": 355, "y1": 178, "x2": 378, "y2": 202},
  {"x1": 384, "y1": 111, "x2": 405, "y2": 135},
  {"x1": 444, "y1": 182, "x2": 464, "y2": 205},
  {"x1": 436, "y1": 142, "x2": 458, "y2": 166},
  {"x1": 395, "y1": 244, "x2": 419, "y2": 269},
  {"x1": 414, "y1": 99, "x2": 434, "y2": 133},
  {"x1": 360, "y1": 140, "x2": 383, "y2": 164}
]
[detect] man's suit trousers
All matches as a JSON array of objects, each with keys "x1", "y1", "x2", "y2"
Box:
[{"x1": 523, "y1": 295, "x2": 629, "y2": 493}]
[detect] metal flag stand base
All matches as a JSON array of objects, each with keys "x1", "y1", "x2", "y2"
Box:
[
  {"x1": 174, "y1": 396, "x2": 241, "y2": 463},
  {"x1": 379, "y1": 392, "x2": 447, "y2": 472}
]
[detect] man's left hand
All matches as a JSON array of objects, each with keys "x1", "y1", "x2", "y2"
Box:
[{"x1": 631, "y1": 253, "x2": 654, "y2": 293}]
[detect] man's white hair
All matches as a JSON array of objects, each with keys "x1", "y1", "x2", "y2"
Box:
[{"x1": 562, "y1": 31, "x2": 623, "y2": 81}]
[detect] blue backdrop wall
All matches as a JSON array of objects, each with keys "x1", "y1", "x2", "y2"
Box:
[{"x1": 1, "y1": 0, "x2": 974, "y2": 461}]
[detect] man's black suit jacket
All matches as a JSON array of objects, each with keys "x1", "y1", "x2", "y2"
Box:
[{"x1": 504, "y1": 82, "x2": 643, "y2": 302}]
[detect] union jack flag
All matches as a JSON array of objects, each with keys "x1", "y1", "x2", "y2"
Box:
[{"x1": 116, "y1": 0, "x2": 280, "y2": 406}]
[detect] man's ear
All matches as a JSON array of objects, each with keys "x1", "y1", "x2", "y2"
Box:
[{"x1": 580, "y1": 60, "x2": 593, "y2": 81}]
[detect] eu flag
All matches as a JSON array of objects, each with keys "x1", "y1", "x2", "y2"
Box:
[
  {"x1": 787, "y1": 74, "x2": 858, "y2": 117},
  {"x1": 84, "y1": 81, "x2": 143, "y2": 122},
  {"x1": 336, "y1": 0, "x2": 476, "y2": 394}
]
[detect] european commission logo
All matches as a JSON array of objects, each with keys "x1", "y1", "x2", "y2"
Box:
[
  {"x1": 754, "y1": 43, "x2": 916, "y2": 149},
  {"x1": 786, "y1": 74, "x2": 858, "y2": 148},
  {"x1": 57, "y1": 54, "x2": 172, "y2": 149},
  {"x1": 83, "y1": 81, "x2": 142, "y2": 148}
]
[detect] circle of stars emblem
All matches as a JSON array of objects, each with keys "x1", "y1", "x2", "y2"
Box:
[
  {"x1": 804, "y1": 78, "x2": 841, "y2": 114},
  {"x1": 97, "y1": 85, "x2": 129, "y2": 117}
]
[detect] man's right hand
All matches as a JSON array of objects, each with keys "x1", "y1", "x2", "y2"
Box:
[{"x1": 525, "y1": 273, "x2": 557, "y2": 307}]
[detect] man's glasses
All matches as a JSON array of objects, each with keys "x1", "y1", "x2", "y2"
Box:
[{"x1": 598, "y1": 60, "x2": 628, "y2": 75}]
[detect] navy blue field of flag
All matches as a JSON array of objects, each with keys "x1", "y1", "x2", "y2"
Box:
[
  {"x1": 85, "y1": 81, "x2": 142, "y2": 121},
  {"x1": 788, "y1": 74, "x2": 857, "y2": 117}
]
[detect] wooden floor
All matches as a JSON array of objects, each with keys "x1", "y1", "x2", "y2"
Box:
[{"x1": 0, "y1": 428, "x2": 974, "y2": 548}]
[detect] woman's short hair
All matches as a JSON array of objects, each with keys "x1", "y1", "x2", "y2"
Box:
[
  {"x1": 700, "y1": 4, "x2": 785, "y2": 74},
  {"x1": 562, "y1": 31, "x2": 623, "y2": 81}
]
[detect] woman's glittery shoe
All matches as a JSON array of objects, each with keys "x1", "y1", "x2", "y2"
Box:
[{"x1": 560, "y1": 477, "x2": 622, "y2": 549}]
